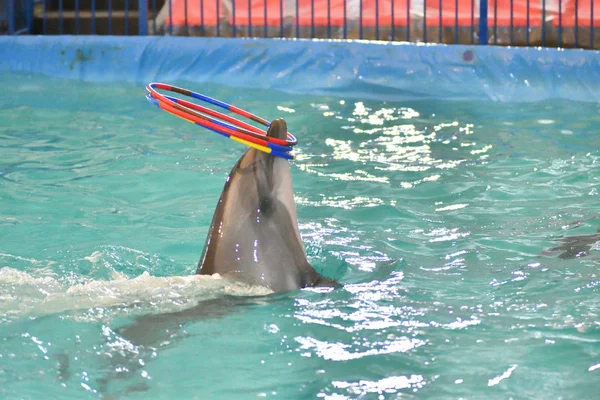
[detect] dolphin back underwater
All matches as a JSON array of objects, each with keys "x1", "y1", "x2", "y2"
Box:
[
  {"x1": 63, "y1": 119, "x2": 337, "y2": 394},
  {"x1": 196, "y1": 118, "x2": 337, "y2": 292}
]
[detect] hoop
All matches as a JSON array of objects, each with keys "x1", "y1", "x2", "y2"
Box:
[{"x1": 146, "y1": 83, "x2": 297, "y2": 160}]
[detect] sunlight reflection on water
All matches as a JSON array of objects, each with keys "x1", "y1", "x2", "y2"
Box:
[{"x1": 297, "y1": 101, "x2": 488, "y2": 190}]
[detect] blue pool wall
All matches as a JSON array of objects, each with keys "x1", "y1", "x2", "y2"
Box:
[{"x1": 1, "y1": 36, "x2": 600, "y2": 103}]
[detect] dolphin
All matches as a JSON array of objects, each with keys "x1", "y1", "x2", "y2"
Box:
[
  {"x1": 196, "y1": 118, "x2": 336, "y2": 292},
  {"x1": 546, "y1": 227, "x2": 600, "y2": 259},
  {"x1": 45, "y1": 119, "x2": 338, "y2": 396}
]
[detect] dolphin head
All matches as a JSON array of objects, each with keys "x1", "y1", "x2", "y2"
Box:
[
  {"x1": 267, "y1": 117, "x2": 288, "y2": 140},
  {"x1": 197, "y1": 118, "x2": 334, "y2": 292}
]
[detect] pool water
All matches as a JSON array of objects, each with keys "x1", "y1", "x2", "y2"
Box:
[{"x1": 1, "y1": 73, "x2": 599, "y2": 399}]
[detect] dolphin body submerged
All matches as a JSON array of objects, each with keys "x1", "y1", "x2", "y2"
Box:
[
  {"x1": 546, "y1": 227, "x2": 600, "y2": 259},
  {"x1": 196, "y1": 118, "x2": 336, "y2": 292},
  {"x1": 82, "y1": 119, "x2": 335, "y2": 396}
]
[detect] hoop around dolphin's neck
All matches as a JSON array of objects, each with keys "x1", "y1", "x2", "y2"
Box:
[{"x1": 197, "y1": 118, "x2": 336, "y2": 292}]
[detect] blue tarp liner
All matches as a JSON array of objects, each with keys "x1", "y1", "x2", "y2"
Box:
[{"x1": 1, "y1": 36, "x2": 600, "y2": 103}]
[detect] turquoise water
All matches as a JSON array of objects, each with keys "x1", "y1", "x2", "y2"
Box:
[{"x1": 1, "y1": 73, "x2": 599, "y2": 399}]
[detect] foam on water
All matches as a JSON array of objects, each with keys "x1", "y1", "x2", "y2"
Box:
[{"x1": 0, "y1": 250, "x2": 272, "y2": 323}]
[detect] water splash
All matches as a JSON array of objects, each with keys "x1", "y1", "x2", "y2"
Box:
[{"x1": 0, "y1": 250, "x2": 272, "y2": 324}]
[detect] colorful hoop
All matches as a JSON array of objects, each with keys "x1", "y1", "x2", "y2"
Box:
[{"x1": 146, "y1": 83, "x2": 297, "y2": 160}]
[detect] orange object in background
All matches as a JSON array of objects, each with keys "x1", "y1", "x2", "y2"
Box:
[
  {"x1": 487, "y1": 0, "x2": 544, "y2": 27},
  {"x1": 424, "y1": 0, "x2": 477, "y2": 27},
  {"x1": 558, "y1": 0, "x2": 600, "y2": 27},
  {"x1": 230, "y1": 0, "x2": 285, "y2": 27},
  {"x1": 166, "y1": 0, "x2": 223, "y2": 27},
  {"x1": 295, "y1": 0, "x2": 347, "y2": 27},
  {"x1": 361, "y1": 0, "x2": 410, "y2": 27},
  {"x1": 162, "y1": 0, "x2": 600, "y2": 31}
]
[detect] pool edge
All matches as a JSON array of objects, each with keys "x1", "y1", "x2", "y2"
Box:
[{"x1": 2, "y1": 36, "x2": 600, "y2": 103}]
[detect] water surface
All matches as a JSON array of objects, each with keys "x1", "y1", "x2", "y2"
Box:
[{"x1": 1, "y1": 73, "x2": 599, "y2": 399}]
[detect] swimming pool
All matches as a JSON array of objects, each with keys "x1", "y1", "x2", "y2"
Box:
[{"x1": 1, "y1": 37, "x2": 599, "y2": 398}]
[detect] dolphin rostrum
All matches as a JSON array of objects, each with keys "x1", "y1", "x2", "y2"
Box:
[{"x1": 196, "y1": 118, "x2": 336, "y2": 292}]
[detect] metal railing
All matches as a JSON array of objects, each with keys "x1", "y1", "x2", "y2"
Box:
[
  {"x1": 1, "y1": 0, "x2": 599, "y2": 49},
  {"x1": 1, "y1": 0, "x2": 33, "y2": 34}
]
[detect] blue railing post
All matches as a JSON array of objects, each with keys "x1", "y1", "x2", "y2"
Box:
[
  {"x1": 59, "y1": 0, "x2": 64, "y2": 34},
  {"x1": 26, "y1": 0, "x2": 34, "y2": 33},
  {"x1": 541, "y1": 0, "x2": 546, "y2": 47},
  {"x1": 139, "y1": 0, "x2": 148, "y2": 35},
  {"x1": 479, "y1": 0, "x2": 488, "y2": 45},
  {"x1": 108, "y1": 0, "x2": 112, "y2": 34},
  {"x1": 76, "y1": 0, "x2": 80, "y2": 34},
  {"x1": 591, "y1": 0, "x2": 595, "y2": 49},
  {"x1": 8, "y1": 0, "x2": 15, "y2": 34},
  {"x1": 91, "y1": 0, "x2": 96, "y2": 34},
  {"x1": 343, "y1": 0, "x2": 346, "y2": 40}
]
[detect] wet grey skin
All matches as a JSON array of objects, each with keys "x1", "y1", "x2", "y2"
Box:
[
  {"x1": 197, "y1": 118, "x2": 336, "y2": 292},
  {"x1": 547, "y1": 227, "x2": 600, "y2": 259}
]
